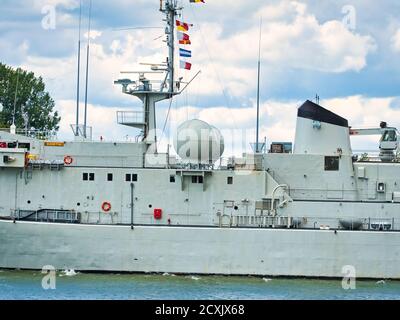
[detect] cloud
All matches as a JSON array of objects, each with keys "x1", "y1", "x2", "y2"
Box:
[
  {"x1": 176, "y1": 1, "x2": 377, "y2": 99},
  {"x1": 1, "y1": 0, "x2": 378, "y2": 106},
  {"x1": 56, "y1": 99, "x2": 133, "y2": 141},
  {"x1": 392, "y1": 29, "x2": 400, "y2": 53},
  {"x1": 32, "y1": 0, "x2": 79, "y2": 10},
  {"x1": 193, "y1": 2, "x2": 376, "y2": 73}
]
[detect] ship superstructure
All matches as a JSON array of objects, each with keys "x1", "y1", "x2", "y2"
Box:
[{"x1": 1, "y1": 1, "x2": 400, "y2": 279}]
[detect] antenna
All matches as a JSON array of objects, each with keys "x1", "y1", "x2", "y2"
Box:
[
  {"x1": 83, "y1": 0, "x2": 93, "y2": 139},
  {"x1": 75, "y1": 0, "x2": 82, "y2": 136},
  {"x1": 255, "y1": 17, "x2": 263, "y2": 153},
  {"x1": 315, "y1": 94, "x2": 320, "y2": 105}
]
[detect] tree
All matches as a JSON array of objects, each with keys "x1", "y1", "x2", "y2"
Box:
[{"x1": 0, "y1": 63, "x2": 60, "y2": 133}]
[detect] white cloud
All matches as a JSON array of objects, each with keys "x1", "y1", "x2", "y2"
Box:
[
  {"x1": 9, "y1": 0, "x2": 377, "y2": 105},
  {"x1": 392, "y1": 29, "x2": 400, "y2": 53},
  {"x1": 192, "y1": 2, "x2": 375, "y2": 73},
  {"x1": 32, "y1": 0, "x2": 79, "y2": 11},
  {"x1": 84, "y1": 30, "x2": 103, "y2": 40},
  {"x1": 172, "y1": 1, "x2": 377, "y2": 98},
  {"x1": 18, "y1": 29, "x2": 167, "y2": 105},
  {"x1": 56, "y1": 100, "x2": 133, "y2": 141}
]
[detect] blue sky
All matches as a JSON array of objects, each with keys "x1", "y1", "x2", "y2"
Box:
[{"x1": 1, "y1": 0, "x2": 400, "y2": 152}]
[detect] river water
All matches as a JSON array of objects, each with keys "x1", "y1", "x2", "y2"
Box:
[{"x1": 0, "y1": 270, "x2": 399, "y2": 300}]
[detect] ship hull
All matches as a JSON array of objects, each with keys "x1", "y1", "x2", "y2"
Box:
[{"x1": 1, "y1": 219, "x2": 399, "y2": 279}]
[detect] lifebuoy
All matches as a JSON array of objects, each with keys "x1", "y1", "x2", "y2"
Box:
[
  {"x1": 102, "y1": 202, "x2": 112, "y2": 213},
  {"x1": 64, "y1": 156, "x2": 73, "y2": 165}
]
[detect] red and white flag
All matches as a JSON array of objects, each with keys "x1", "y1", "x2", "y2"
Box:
[{"x1": 180, "y1": 61, "x2": 192, "y2": 70}]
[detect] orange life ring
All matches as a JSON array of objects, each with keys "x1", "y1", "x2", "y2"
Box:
[
  {"x1": 64, "y1": 156, "x2": 73, "y2": 165},
  {"x1": 102, "y1": 202, "x2": 112, "y2": 213}
]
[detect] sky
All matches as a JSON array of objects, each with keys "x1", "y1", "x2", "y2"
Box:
[{"x1": 1, "y1": 0, "x2": 400, "y2": 155}]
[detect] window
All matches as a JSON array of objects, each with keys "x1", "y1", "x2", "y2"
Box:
[
  {"x1": 170, "y1": 175, "x2": 176, "y2": 183},
  {"x1": 18, "y1": 142, "x2": 30, "y2": 150},
  {"x1": 126, "y1": 174, "x2": 138, "y2": 182},
  {"x1": 382, "y1": 130, "x2": 397, "y2": 142},
  {"x1": 377, "y1": 182, "x2": 386, "y2": 193},
  {"x1": 324, "y1": 156, "x2": 340, "y2": 171},
  {"x1": 227, "y1": 177, "x2": 233, "y2": 185},
  {"x1": 107, "y1": 173, "x2": 113, "y2": 181},
  {"x1": 83, "y1": 173, "x2": 95, "y2": 181},
  {"x1": 191, "y1": 176, "x2": 204, "y2": 184}
]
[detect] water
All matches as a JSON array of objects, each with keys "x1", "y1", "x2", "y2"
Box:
[{"x1": 0, "y1": 270, "x2": 399, "y2": 300}]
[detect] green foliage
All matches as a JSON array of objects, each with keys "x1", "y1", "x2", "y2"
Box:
[{"x1": 0, "y1": 63, "x2": 60, "y2": 132}]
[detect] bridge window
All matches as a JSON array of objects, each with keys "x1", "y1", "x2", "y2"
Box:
[
  {"x1": 382, "y1": 130, "x2": 397, "y2": 142},
  {"x1": 325, "y1": 156, "x2": 339, "y2": 171},
  {"x1": 89, "y1": 173, "x2": 95, "y2": 181},
  {"x1": 107, "y1": 173, "x2": 113, "y2": 181}
]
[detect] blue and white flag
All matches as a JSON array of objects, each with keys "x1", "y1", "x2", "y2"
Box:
[{"x1": 179, "y1": 48, "x2": 192, "y2": 58}]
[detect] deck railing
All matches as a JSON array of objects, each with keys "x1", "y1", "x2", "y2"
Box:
[{"x1": 0, "y1": 128, "x2": 57, "y2": 140}]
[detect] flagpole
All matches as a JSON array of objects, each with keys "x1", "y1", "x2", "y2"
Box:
[{"x1": 256, "y1": 17, "x2": 262, "y2": 154}]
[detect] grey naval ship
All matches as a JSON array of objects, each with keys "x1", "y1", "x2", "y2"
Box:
[{"x1": 1, "y1": 0, "x2": 400, "y2": 279}]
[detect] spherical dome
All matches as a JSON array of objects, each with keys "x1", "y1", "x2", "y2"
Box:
[{"x1": 174, "y1": 119, "x2": 225, "y2": 164}]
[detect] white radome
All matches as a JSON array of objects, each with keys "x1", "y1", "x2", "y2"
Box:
[{"x1": 174, "y1": 119, "x2": 225, "y2": 164}]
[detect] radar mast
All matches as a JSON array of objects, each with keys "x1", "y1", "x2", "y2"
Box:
[{"x1": 115, "y1": 0, "x2": 182, "y2": 149}]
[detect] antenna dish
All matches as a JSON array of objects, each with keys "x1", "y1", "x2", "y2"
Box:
[{"x1": 174, "y1": 119, "x2": 225, "y2": 164}]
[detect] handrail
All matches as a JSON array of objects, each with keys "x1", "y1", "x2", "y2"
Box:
[
  {"x1": 117, "y1": 111, "x2": 147, "y2": 124},
  {"x1": 0, "y1": 128, "x2": 57, "y2": 140}
]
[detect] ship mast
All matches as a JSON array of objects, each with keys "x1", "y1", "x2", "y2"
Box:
[
  {"x1": 115, "y1": 0, "x2": 182, "y2": 148},
  {"x1": 164, "y1": 0, "x2": 177, "y2": 95}
]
